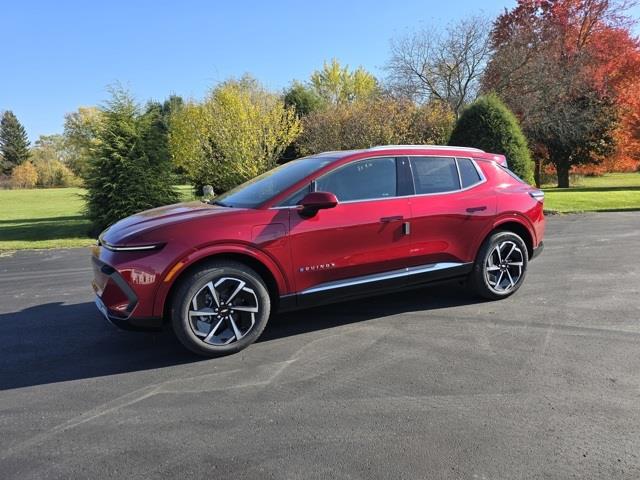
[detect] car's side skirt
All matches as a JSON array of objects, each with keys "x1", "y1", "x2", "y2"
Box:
[{"x1": 278, "y1": 261, "x2": 473, "y2": 312}]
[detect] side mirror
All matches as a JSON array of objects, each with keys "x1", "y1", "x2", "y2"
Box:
[{"x1": 298, "y1": 191, "x2": 338, "y2": 217}]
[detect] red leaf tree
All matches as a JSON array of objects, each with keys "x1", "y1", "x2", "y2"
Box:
[{"x1": 485, "y1": 0, "x2": 640, "y2": 186}]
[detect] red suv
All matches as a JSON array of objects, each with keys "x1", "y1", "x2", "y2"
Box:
[{"x1": 92, "y1": 146, "x2": 545, "y2": 356}]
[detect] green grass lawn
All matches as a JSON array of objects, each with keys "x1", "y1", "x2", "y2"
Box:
[
  {"x1": 1, "y1": 174, "x2": 639, "y2": 250},
  {"x1": 0, "y1": 188, "x2": 93, "y2": 250},
  {"x1": 0, "y1": 186, "x2": 196, "y2": 251},
  {"x1": 543, "y1": 173, "x2": 640, "y2": 213}
]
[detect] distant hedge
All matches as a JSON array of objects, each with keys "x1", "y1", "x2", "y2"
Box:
[{"x1": 449, "y1": 93, "x2": 535, "y2": 184}]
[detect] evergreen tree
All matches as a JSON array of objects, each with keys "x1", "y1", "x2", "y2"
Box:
[
  {"x1": 449, "y1": 94, "x2": 535, "y2": 184},
  {"x1": 85, "y1": 88, "x2": 179, "y2": 235},
  {"x1": 0, "y1": 111, "x2": 31, "y2": 174},
  {"x1": 143, "y1": 95, "x2": 184, "y2": 172},
  {"x1": 284, "y1": 82, "x2": 325, "y2": 117}
]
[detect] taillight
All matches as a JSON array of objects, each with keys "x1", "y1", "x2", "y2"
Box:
[{"x1": 529, "y1": 190, "x2": 544, "y2": 202}]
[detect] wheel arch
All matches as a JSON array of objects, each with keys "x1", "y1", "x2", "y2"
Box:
[
  {"x1": 154, "y1": 247, "x2": 287, "y2": 321},
  {"x1": 490, "y1": 219, "x2": 534, "y2": 260}
]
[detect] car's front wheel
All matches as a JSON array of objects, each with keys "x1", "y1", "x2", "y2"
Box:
[
  {"x1": 469, "y1": 231, "x2": 529, "y2": 300},
  {"x1": 171, "y1": 260, "x2": 271, "y2": 357}
]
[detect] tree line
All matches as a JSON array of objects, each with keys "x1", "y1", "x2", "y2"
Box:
[{"x1": 1, "y1": 0, "x2": 638, "y2": 232}]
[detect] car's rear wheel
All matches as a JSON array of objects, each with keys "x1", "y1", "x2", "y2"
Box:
[
  {"x1": 470, "y1": 231, "x2": 528, "y2": 300},
  {"x1": 171, "y1": 261, "x2": 271, "y2": 357}
]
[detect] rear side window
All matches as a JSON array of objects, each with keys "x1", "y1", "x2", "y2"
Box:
[
  {"x1": 457, "y1": 158, "x2": 482, "y2": 188},
  {"x1": 410, "y1": 157, "x2": 460, "y2": 194},
  {"x1": 315, "y1": 157, "x2": 397, "y2": 201}
]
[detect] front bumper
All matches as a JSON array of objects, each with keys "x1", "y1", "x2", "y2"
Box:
[
  {"x1": 92, "y1": 256, "x2": 162, "y2": 331},
  {"x1": 95, "y1": 295, "x2": 162, "y2": 331}
]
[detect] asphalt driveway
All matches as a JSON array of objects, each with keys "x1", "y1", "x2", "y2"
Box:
[{"x1": 1, "y1": 212, "x2": 639, "y2": 479}]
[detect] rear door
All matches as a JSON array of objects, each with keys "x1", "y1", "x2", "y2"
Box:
[
  {"x1": 407, "y1": 156, "x2": 496, "y2": 266},
  {"x1": 287, "y1": 157, "x2": 412, "y2": 296}
]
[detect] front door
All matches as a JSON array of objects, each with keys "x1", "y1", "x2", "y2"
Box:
[{"x1": 287, "y1": 157, "x2": 412, "y2": 303}]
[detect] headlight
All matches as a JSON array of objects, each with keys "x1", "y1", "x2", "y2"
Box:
[{"x1": 100, "y1": 239, "x2": 164, "y2": 252}]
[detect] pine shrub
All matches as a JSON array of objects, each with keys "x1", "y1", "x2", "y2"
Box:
[
  {"x1": 449, "y1": 93, "x2": 535, "y2": 184},
  {"x1": 85, "y1": 89, "x2": 179, "y2": 235}
]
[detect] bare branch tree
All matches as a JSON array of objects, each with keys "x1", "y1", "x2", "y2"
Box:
[{"x1": 385, "y1": 15, "x2": 492, "y2": 117}]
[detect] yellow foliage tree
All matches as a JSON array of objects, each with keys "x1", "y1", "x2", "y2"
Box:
[
  {"x1": 169, "y1": 76, "x2": 301, "y2": 192},
  {"x1": 11, "y1": 161, "x2": 38, "y2": 188},
  {"x1": 297, "y1": 97, "x2": 454, "y2": 155},
  {"x1": 310, "y1": 59, "x2": 379, "y2": 105}
]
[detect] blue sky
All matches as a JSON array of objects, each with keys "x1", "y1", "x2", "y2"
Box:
[{"x1": 2, "y1": 0, "x2": 635, "y2": 141}]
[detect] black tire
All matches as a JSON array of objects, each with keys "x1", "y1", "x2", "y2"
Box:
[
  {"x1": 469, "y1": 231, "x2": 529, "y2": 300},
  {"x1": 170, "y1": 260, "x2": 271, "y2": 357}
]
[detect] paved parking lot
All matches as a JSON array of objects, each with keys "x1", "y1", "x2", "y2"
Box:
[{"x1": 1, "y1": 212, "x2": 639, "y2": 479}]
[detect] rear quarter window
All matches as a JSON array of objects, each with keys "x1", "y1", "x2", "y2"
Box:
[{"x1": 457, "y1": 158, "x2": 483, "y2": 188}]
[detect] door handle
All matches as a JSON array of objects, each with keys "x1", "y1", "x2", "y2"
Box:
[
  {"x1": 380, "y1": 215, "x2": 403, "y2": 223},
  {"x1": 466, "y1": 206, "x2": 487, "y2": 213}
]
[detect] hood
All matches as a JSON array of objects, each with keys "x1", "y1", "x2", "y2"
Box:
[{"x1": 101, "y1": 201, "x2": 245, "y2": 246}]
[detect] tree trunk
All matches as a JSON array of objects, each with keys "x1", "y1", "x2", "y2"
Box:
[
  {"x1": 556, "y1": 162, "x2": 570, "y2": 188},
  {"x1": 534, "y1": 158, "x2": 542, "y2": 188}
]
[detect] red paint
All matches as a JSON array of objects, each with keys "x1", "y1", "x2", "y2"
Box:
[{"x1": 92, "y1": 146, "x2": 545, "y2": 322}]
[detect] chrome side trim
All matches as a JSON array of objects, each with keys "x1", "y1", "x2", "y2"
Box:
[
  {"x1": 337, "y1": 157, "x2": 486, "y2": 203},
  {"x1": 300, "y1": 261, "x2": 471, "y2": 295}
]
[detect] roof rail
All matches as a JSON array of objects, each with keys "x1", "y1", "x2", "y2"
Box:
[{"x1": 367, "y1": 144, "x2": 485, "y2": 153}]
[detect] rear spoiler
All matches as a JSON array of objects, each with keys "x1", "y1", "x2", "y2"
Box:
[{"x1": 491, "y1": 154, "x2": 508, "y2": 168}]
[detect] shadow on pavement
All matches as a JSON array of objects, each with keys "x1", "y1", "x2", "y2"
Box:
[
  {"x1": 261, "y1": 282, "x2": 482, "y2": 342},
  {"x1": 0, "y1": 282, "x2": 482, "y2": 391},
  {"x1": 0, "y1": 302, "x2": 198, "y2": 391}
]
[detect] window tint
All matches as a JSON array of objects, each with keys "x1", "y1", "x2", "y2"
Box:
[
  {"x1": 280, "y1": 185, "x2": 310, "y2": 206},
  {"x1": 457, "y1": 158, "x2": 482, "y2": 188},
  {"x1": 410, "y1": 157, "x2": 460, "y2": 194},
  {"x1": 315, "y1": 157, "x2": 397, "y2": 201}
]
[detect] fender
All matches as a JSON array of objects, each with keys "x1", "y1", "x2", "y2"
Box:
[
  {"x1": 470, "y1": 212, "x2": 537, "y2": 261},
  {"x1": 493, "y1": 212, "x2": 537, "y2": 243},
  {"x1": 152, "y1": 242, "x2": 291, "y2": 318}
]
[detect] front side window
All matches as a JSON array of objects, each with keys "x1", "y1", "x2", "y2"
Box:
[
  {"x1": 410, "y1": 157, "x2": 460, "y2": 194},
  {"x1": 315, "y1": 157, "x2": 397, "y2": 202},
  {"x1": 280, "y1": 184, "x2": 311, "y2": 206}
]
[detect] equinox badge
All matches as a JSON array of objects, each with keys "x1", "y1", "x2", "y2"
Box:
[{"x1": 299, "y1": 263, "x2": 336, "y2": 273}]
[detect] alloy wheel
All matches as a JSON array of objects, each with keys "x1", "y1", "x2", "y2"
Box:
[
  {"x1": 188, "y1": 277, "x2": 260, "y2": 345},
  {"x1": 484, "y1": 240, "x2": 525, "y2": 294}
]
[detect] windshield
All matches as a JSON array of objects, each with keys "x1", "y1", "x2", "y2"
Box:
[{"x1": 212, "y1": 155, "x2": 337, "y2": 208}]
